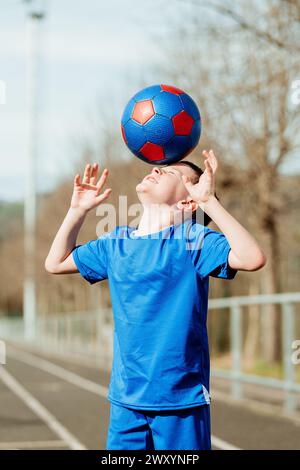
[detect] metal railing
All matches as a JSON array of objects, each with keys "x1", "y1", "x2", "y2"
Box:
[
  {"x1": 208, "y1": 292, "x2": 300, "y2": 414},
  {"x1": 0, "y1": 309, "x2": 113, "y2": 370},
  {"x1": 36, "y1": 308, "x2": 114, "y2": 369},
  {"x1": 1, "y1": 292, "x2": 300, "y2": 414}
]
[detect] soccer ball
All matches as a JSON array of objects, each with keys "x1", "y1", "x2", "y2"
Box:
[{"x1": 121, "y1": 84, "x2": 201, "y2": 165}]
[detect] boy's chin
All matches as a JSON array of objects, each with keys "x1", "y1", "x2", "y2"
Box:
[
  {"x1": 136, "y1": 187, "x2": 161, "y2": 203},
  {"x1": 136, "y1": 182, "x2": 145, "y2": 192},
  {"x1": 135, "y1": 184, "x2": 149, "y2": 202},
  {"x1": 136, "y1": 182, "x2": 154, "y2": 193}
]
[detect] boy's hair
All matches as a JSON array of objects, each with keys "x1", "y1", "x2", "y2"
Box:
[{"x1": 168, "y1": 160, "x2": 219, "y2": 227}]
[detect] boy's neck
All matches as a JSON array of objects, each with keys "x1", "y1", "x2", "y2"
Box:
[
  {"x1": 135, "y1": 209, "x2": 188, "y2": 236},
  {"x1": 135, "y1": 210, "x2": 174, "y2": 236}
]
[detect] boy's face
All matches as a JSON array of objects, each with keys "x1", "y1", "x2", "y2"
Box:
[{"x1": 136, "y1": 162, "x2": 198, "y2": 210}]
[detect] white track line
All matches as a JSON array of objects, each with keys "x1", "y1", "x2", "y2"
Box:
[
  {"x1": 7, "y1": 345, "x2": 241, "y2": 450},
  {"x1": 0, "y1": 440, "x2": 68, "y2": 450},
  {"x1": 8, "y1": 347, "x2": 107, "y2": 397},
  {"x1": 211, "y1": 436, "x2": 241, "y2": 450},
  {"x1": 0, "y1": 366, "x2": 86, "y2": 450}
]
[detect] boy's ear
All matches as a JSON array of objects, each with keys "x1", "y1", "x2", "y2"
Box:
[{"x1": 176, "y1": 198, "x2": 199, "y2": 213}]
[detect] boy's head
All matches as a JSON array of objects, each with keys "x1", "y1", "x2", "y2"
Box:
[{"x1": 136, "y1": 160, "x2": 216, "y2": 226}]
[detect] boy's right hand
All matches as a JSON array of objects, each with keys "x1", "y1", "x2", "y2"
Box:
[{"x1": 70, "y1": 163, "x2": 112, "y2": 213}]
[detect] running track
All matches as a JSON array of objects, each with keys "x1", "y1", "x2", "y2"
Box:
[{"x1": 0, "y1": 343, "x2": 299, "y2": 450}]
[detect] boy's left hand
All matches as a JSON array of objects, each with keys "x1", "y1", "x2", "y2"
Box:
[{"x1": 181, "y1": 149, "x2": 218, "y2": 205}]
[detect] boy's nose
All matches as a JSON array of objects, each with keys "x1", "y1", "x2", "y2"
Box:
[{"x1": 152, "y1": 167, "x2": 161, "y2": 175}]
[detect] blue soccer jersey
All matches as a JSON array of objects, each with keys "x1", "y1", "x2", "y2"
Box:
[{"x1": 72, "y1": 220, "x2": 238, "y2": 410}]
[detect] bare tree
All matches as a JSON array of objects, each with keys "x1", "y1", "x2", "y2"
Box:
[
  {"x1": 156, "y1": 0, "x2": 300, "y2": 363},
  {"x1": 183, "y1": 0, "x2": 300, "y2": 51}
]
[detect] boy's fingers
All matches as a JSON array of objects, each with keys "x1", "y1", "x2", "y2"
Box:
[
  {"x1": 205, "y1": 159, "x2": 212, "y2": 170},
  {"x1": 181, "y1": 175, "x2": 194, "y2": 191},
  {"x1": 95, "y1": 188, "x2": 112, "y2": 202},
  {"x1": 96, "y1": 168, "x2": 109, "y2": 194},
  {"x1": 90, "y1": 162, "x2": 98, "y2": 185},
  {"x1": 80, "y1": 183, "x2": 98, "y2": 191},
  {"x1": 74, "y1": 174, "x2": 81, "y2": 186},
  {"x1": 209, "y1": 149, "x2": 218, "y2": 165},
  {"x1": 83, "y1": 164, "x2": 91, "y2": 183},
  {"x1": 208, "y1": 150, "x2": 215, "y2": 161},
  {"x1": 204, "y1": 160, "x2": 213, "y2": 178}
]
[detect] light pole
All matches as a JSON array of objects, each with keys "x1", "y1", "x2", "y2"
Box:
[{"x1": 23, "y1": 1, "x2": 45, "y2": 341}]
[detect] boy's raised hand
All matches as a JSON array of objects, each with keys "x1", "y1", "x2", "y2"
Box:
[
  {"x1": 181, "y1": 149, "x2": 218, "y2": 205},
  {"x1": 70, "y1": 163, "x2": 112, "y2": 213}
]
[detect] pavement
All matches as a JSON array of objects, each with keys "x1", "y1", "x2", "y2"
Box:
[{"x1": 0, "y1": 342, "x2": 300, "y2": 450}]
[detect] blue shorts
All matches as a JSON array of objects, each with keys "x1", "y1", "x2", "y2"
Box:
[{"x1": 106, "y1": 402, "x2": 211, "y2": 450}]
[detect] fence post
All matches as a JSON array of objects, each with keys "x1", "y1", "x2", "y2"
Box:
[
  {"x1": 282, "y1": 302, "x2": 296, "y2": 414},
  {"x1": 231, "y1": 304, "x2": 242, "y2": 400},
  {"x1": 54, "y1": 315, "x2": 59, "y2": 352},
  {"x1": 66, "y1": 314, "x2": 72, "y2": 353}
]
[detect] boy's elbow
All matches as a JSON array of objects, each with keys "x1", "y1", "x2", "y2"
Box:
[
  {"x1": 250, "y1": 251, "x2": 267, "y2": 271},
  {"x1": 44, "y1": 258, "x2": 59, "y2": 274}
]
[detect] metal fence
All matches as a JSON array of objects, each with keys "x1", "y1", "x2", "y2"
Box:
[
  {"x1": 1, "y1": 292, "x2": 300, "y2": 414},
  {"x1": 209, "y1": 292, "x2": 300, "y2": 414},
  {"x1": 0, "y1": 309, "x2": 113, "y2": 370}
]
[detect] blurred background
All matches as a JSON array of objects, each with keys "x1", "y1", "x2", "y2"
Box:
[{"x1": 0, "y1": 0, "x2": 300, "y2": 450}]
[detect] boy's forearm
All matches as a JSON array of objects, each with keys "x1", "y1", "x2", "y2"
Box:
[
  {"x1": 45, "y1": 207, "x2": 87, "y2": 268},
  {"x1": 198, "y1": 195, "x2": 266, "y2": 266}
]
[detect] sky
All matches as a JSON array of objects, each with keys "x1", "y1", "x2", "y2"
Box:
[
  {"x1": 0, "y1": 0, "x2": 299, "y2": 202},
  {"x1": 0, "y1": 0, "x2": 174, "y2": 201}
]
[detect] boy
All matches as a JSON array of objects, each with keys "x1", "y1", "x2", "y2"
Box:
[{"x1": 45, "y1": 149, "x2": 267, "y2": 450}]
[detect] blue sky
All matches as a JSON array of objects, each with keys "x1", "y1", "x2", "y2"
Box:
[
  {"x1": 0, "y1": 0, "x2": 174, "y2": 201},
  {"x1": 0, "y1": 0, "x2": 298, "y2": 202}
]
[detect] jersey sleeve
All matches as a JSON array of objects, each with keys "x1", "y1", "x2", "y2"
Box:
[
  {"x1": 72, "y1": 235, "x2": 109, "y2": 284},
  {"x1": 186, "y1": 223, "x2": 238, "y2": 280}
]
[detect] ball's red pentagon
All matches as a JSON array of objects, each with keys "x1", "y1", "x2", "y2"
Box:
[
  {"x1": 172, "y1": 111, "x2": 194, "y2": 136},
  {"x1": 132, "y1": 100, "x2": 155, "y2": 125},
  {"x1": 121, "y1": 84, "x2": 201, "y2": 163},
  {"x1": 140, "y1": 142, "x2": 164, "y2": 161},
  {"x1": 161, "y1": 84, "x2": 184, "y2": 95},
  {"x1": 121, "y1": 125, "x2": 127, "y2": 144}
]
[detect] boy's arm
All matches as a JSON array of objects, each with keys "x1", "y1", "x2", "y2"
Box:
[
  {"x1": 199, "y1": 195, "x2": 267, "y2": 271},
  {"x1": 182, "y1": 149, "x2": 267, "y2": 272},
  {"x1": 45, "y1": 207, "x2": 87, "y2": 274},
  {"x1": 45, "y1": 163, "x2": 112, "y2": 274}
]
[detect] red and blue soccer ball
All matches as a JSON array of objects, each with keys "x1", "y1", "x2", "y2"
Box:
[{"x1": 121, "y1": 84, "x2": 201, "y2": 165}]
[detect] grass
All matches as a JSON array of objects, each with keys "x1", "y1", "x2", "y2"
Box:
[{"x1": 211, "y1": 354, "x2": 300, "y2": 383}]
